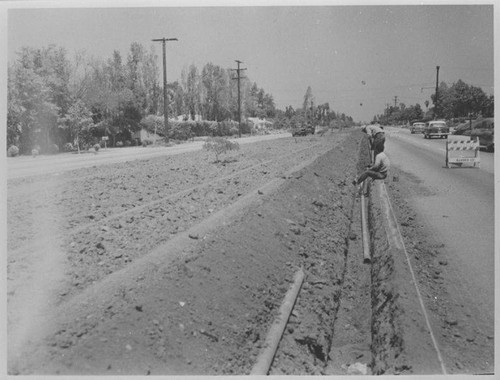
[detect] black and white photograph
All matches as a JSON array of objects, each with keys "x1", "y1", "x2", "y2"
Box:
[{"x1": 3, "y1": 0, "x2": 496, "y2": 376}]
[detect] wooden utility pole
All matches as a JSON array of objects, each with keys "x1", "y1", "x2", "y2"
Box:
[
  {"x1": 394, "y1": 96, "x2": 398, "y2": 108},
  {"x1": 231, "y1": 60, "x2": 247, "y2": 138},
  {"x1": 434, "y1": 65, "x2": 440, "y2": 119},
  {"x1": 152, "y1": 37, "x2": 178, "y2": 143}
]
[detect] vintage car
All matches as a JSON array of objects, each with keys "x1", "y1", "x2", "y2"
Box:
[
  {"x1": 410, "y1": 122, "x2": 425, "y2": 134},
  {"x1": 453, "y1": 118, "x2": 494, "y2": 151},
  {"x1": 424, "y1": 120, "x2": 449, "y2": 139},
  {"x1": 470, "y1": 118, "x2": 494, "y2": 152},
  {"x1": 292, "y1": 123, "x2": 315, "y2": 137}
]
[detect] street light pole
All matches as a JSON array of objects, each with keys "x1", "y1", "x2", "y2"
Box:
[
  {"x1": 434, "y1": 65, "x2": 440, "y2": 119},
  {"x1": 152, "y1": 37, "x2": 178, "y2": 144}
]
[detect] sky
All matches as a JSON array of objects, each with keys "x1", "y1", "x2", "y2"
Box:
[{"x1": 3, "y1": 0, "x2": 496, "y2": 123}]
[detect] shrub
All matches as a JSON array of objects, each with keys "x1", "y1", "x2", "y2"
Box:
[
  {"x1": 169, "y1": 121, "x2": 193, "y2": 141},
  {"x1": 48, "y1": 143, "x2": 59, "y2": 154},
  {"x1": 63, "y1": 143, "x2": 74, "y2": 152},
  {"x1": 116, "y1": 141, "x2": 123, "y2": 147},
  {"x1": 229, "y1": 126, "x2": 239, "y2": 136},
  {"x1": 32, "y1": 149, "x2": 39, "y2": 157},
  {"x1": 124, "y1": 140, "x2": 131, "y2": 147},
  {"x1": 93, "y1": 144, "x2": 100, "y2": 152},
  {"x1": 7, "y1": 145, "x2": 19, "y2": 157},
  {"x1": 203, "y1": 137, "x2": 240, "y2": 162}
]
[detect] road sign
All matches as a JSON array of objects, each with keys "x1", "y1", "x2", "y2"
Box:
[
  {"x1": 102, "y1": 136, "x2": 109, "y2": 141},
  {"x1": 446, "y1": 136, "x2": 480, "y2": 168}
]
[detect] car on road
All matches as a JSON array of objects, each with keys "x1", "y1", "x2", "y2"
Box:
[
  {"x1": 410, "y1": 122, "x2": 425, "y2": 134},
  {"x1": 424, "y1": 120, "x2": 449, "y2": 139},
  {"x1": 470, "y1": 118, "x2": 494, "y2": 152},
  {"x1": 292, "y1": 123, "x2": 315, "y2": 137}
]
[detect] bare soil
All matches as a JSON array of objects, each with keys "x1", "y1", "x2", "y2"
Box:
[{"x1": 7, "y1": 129, "x2": 491, "y2": 375}]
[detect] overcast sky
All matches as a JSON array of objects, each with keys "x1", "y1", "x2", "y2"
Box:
[{"x1": 4, "y1": 1, "x2": 495, "y2": 123}]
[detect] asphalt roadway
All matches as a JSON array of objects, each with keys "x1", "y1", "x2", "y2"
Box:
[{"x1": 384, "y1": 126, "x2": 495, "y2": 368}]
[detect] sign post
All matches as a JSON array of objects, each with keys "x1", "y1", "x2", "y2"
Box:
[{"x1": 102, "y1": 136, "x2": 109, "y2": 150}]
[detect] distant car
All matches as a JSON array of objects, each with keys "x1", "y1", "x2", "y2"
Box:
[
  {"x1": 292, "y1": 124, "x2": 315, "y2": 137},
  {"x1": 470, "y1": 118, "x2": 494, "y2": 152},
  {"x1": 410, "y1": 122, "x2": 425, "y2": 134},
  {"x1": 424, "y1": 120, "x2": 449, "y2": 139}
]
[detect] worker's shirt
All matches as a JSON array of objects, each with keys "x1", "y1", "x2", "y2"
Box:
[
  {"x1": 372, "y1": 152, "x2": 390, "y2": 174},
  {"x1": 365, "y1": 124, "x2": 384, "y2": 137}
]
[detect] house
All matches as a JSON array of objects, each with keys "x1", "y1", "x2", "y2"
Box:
[
  {"x1": 133, "y1": 128, "x2": 163, "y2": 143},
  {"x1": 175, "y1": 114, "x2": 203, "y2": 122},
  {"x1": 247, "y1": 117, "x2": 273, "y2": 131}
]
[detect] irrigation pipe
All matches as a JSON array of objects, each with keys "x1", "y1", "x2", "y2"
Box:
[
  {"x1": 360, "y1": 181, "x2": 371, "y2": 263},
  {"x1": 250, "y1": 268, "x2": 305, "y2": 375}
]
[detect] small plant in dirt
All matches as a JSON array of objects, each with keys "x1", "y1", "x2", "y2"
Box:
[
  {"x1": 203, "y1": 136, "x2": 240, "y2": 163},
  {"x1": 7, "y1": 145, "x2": 19, "y2": 157}
]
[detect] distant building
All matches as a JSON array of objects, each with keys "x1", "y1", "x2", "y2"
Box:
[
  {"x1": 133, "y1": 128, "x2": 163, "y2": 143},
  {"x1": 175, "y1": 114, "x2": 203, "y2": 122},
  {"x1": 247, "y1": 117, "x2": 273, "y2": 131}
]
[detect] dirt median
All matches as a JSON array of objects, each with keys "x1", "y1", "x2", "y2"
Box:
[{"x1": 8, "y1": 129, "x2": 460, "y2": 375}]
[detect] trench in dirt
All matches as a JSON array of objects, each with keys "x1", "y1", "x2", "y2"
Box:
[
  {"x1": 262, "y1": 137, "x2": 412, "y2": 375},
  {"x1": 268, "y1": 139, "x2": 419, "y2": 375}
]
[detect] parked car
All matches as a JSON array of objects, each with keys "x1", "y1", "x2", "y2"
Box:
[
  {"x1": 424, "y1": 120, "x2": 449, "y2": 139},
  {"x1": 292, "y1": 123, "x2": 315, "y2": 137},
  {"x1": 470, "y1": 118, "x2": 494, "y2": 152},
  {"x1": 410, "y1": 122, "x2": 425, "y2": 134}
]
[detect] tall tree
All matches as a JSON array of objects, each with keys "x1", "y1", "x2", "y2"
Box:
[
  {"x1": 181, "y1": 64, "x2": 202, "y2": 120},
  {"x1": 201, "y1": 63, "x2": 230, "y2": 121},
  {"x1": 8, "y1": 49, "x2": 62, "y2": 153},
  {"x1": 302, "y1": 86, "x2": 315, "y2": 121}
]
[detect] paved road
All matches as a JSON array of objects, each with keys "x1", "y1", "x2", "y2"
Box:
[
  {"x1": 6, "y1": 133, "x2": 291, "y2": 180},
  {"x1": 385, "y1": 127, "x2": 495, "y2": 367}
]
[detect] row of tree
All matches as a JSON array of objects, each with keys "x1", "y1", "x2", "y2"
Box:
[
  {"x1": 374, "y1": 79, "x2": 494, "y2": 125},
  {"x1": 274, "y1": 86, "x2": 355, "y2": 130},
  {"x1": 7, "y1": 43, "x2": 278, "y2": 154}
]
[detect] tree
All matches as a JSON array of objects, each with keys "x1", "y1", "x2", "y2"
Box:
[
  {"x1": 8, "y1": 57, "x2": 60, "y2": 154},
  {"x1": 201, "y1": 63, "x2": 230, "y2": 121},
  {"x1": 302, "y1": 86, "x2": 315, "y2": 121},
  {"x1": 181, "y1": 64, "x2": 201, "y2": 120},
  {"x1": 58, "y1": 99, "x2": 94, "y2": 153}
]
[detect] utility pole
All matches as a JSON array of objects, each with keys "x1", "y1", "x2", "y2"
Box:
[
  {"x1": 152, "y1": 37, "x2": 178, "y2": 143},
  {"x1": 394, "y1": 96, "x2": 398, "y2": 108},
  {"x1": 231, "y1": 60, "x2": 247, "y2": 138},
  {"x1": 434, "y1": 65, "x2": 440, "y2": 119}
]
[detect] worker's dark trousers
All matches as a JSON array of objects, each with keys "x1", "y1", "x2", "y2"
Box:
[{"x1": 356, "y1": 170, "x2": 387, "y2": 185}]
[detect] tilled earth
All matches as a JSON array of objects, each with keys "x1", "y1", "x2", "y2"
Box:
[{"x1": 6, "y1": 129, "x2": 491, "y2": 375}]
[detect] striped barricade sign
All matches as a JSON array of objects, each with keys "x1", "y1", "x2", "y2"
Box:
[{"x1": 446, "y1": 136, "x2": 480, "y2": 168}]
